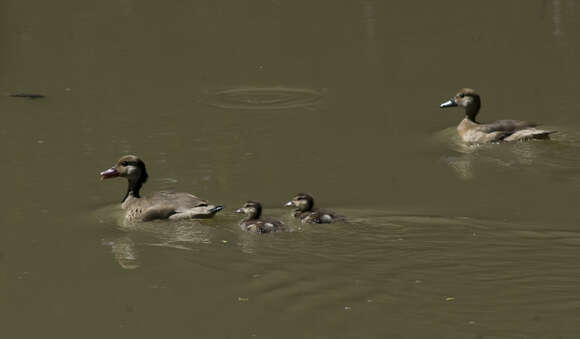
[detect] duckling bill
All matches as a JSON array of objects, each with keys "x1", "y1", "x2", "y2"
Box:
[
  {"x1": 440, "y1": 88, "x2": 556, "y2": 143},
  {"x1": 284, "y1": 193, "x2": 345, "y2": 224},
  {"x1": 235, "y1": 201, "x2": 286, "y2": 233},
  {"x1": 100, "y1": 155, "x2": 223, "y2": 222}
]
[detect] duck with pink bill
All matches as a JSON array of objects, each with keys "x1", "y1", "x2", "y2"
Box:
[{"x1": 100, "y1": 155, "x2": 223, "y2": 222}]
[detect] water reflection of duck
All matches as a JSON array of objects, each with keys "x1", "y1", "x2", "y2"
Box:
[
  {"x1": 105, "y1": 236, "x2": 139, "y2": 270},
  {"x1": 284, "y1": 193, "x2": 345, "y2": 224},
  {"x1": 235, "y1": 201, "x2": 286, "y2": 233},
  {"x1": 100, "y1": 155, "x2": 223, "y2": 222},
  {"x1": 440, "y1": 88, "x2": 556, "y2": 143}
]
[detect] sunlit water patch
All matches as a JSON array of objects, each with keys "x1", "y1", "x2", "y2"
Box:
[{"x1": 199, "y1": 87, "x2": 324, "y2": 110}]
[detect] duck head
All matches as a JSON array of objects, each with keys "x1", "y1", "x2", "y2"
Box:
[
  {"x1": 440, "y1": 88, "x2": 481, "y2": 122},
  {"x1": 284, "y1": 193, "x2": 314, "y2": 212},
  {"x1": 100, "y1": 155, "x2": 149, "y2": 201},
  {"x1": 235, "y1": 201, "x2": 262, "y2": 220}
]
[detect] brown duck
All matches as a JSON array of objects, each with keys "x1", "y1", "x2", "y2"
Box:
[
  {"x1": 235, "y1": 201, "x2": 286, "y2": 233},
  {"x1": 100, "y1": 155, "x2": 223, "y2": 222},
  {"x1": 284, "y1": 193, "x2": 345, "y2": 224},
  {"x1": 440, "y1": 88, "x2": 556, "y2": 143}
]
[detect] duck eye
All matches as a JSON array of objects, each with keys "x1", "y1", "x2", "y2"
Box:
[
  {"x1": 121, "y1": 161, "x2": 128, "y2": 166},
  {"x1": 459, "y1": 93, "x2": 465, "y2": 98}
]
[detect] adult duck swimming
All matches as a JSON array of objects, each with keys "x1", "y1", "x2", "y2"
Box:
[
  {"x1": 440, "y1": 88, "x2": 556, "y2": 144},
  {"x1": 100, "y1": 155, "x2": 223, "y2": 222}
]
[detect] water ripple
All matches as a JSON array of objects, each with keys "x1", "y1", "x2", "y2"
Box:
[{"x1": 200, "y1": 87, "x2": 324, "y2": 110}]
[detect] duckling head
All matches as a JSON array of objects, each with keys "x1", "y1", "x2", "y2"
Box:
[
  {"x1": 100, "y1": 155, "x2": 149, "y2": 201},
  {"x1": 284, "y1": 193, "x2": 314, "y2": 212},
  {"x1": 440, "y1": 88, "x2": 481, "y2": 121},
  {"x1": 235, "y1": 201, "x2": 262, "y2": 220}
]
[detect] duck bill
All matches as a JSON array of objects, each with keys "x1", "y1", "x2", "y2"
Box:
[
  {"x1": 284, "y1": 201, "x2": 294, "y2": 207},
  {"x1": 100, "y1": 167, "x2": 119, "y2": 180},
  {"x1": 440, "y1": 98, "x2": 457, "y2": 108},
  {"x1": 235, "y1": 208, "x2": 244, "y2": 214}
]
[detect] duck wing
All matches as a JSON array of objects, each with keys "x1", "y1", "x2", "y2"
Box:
[
  {"x1": 479, "y1": 120, "x2": 538, "y2": 133},
  {"x1": 261, "y1": 218, "x2": 286, "y2": 232},
  {"x1": 146, "y1": 191, "x2": 207, "y2": 207},
  {"x1": 139, "y1": 191, "x2": 221, "y2": 221},
  {"x1": 242, "y1": 219, "x2": 285, "y2": 233},
  {"x1": 301, "y1": 209, "x2": 346, "y2": 224},
  {"x1": 477, "y1": 120, "x2": 556, "y2": 141},
  {"x1": 502, "y1": 129, "x2": 557, "y2": 142}
]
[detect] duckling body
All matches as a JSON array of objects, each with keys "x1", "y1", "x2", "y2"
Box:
[
  {"x1": 239, "y1": 219, "x2": 285, "y2": 234},
  {"x1": 291, "y1": 210, "x2": 340, "y2": 224},
  {"x1": 285, "y1": 193, "x2": 345, "y2": 224},
  {"x1": 100, "y1": 155, "x2": 223, "y2": 222},
  {"x1": 441, "y1": 88, "x2": 556, "y2": 144},
  {"x1": 236, "y1": 201, "x2": 286, "y2": 233}
]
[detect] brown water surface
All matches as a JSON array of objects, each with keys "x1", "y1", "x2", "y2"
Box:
[{"x1": 1, "y1": 1, "x2": 579, "y2": 338}]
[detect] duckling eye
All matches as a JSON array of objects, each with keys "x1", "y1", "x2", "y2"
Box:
[
  {"x1": 121, "y1": 161, "x2": 128, "y2": 166},
  {"x1": 459, "y1": 93, "x2": 465, "y2": 98}
]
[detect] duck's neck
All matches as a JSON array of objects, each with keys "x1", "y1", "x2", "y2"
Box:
[
  {"x1": 298, "y1": 201, "x2": 313, "y2": 212},
  {"x1": 122, "y1": 178, "x2": 143, "y2": 203},
  {"x1": 243, "y1": 214, "x2": 258, "y2": 222},
  {"x1": 465, "y1": 114, "x2": 479, "y2": 124},
  {"x1": 245, "y1": 208, "x2": 262, "y2": 221},
  {"x1": 464, "y1": 101, "x2": 480, "y2": 123}
]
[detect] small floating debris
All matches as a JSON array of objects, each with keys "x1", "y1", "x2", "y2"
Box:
[
  {"x1": 445, "y1": 296, "x2": 456, "y2": 302},
  {"x1": 237, "y1": 297, "x2": 249, "y2": 302},
  {"x1": 9, "y1": 93, "x2": 45, "y2": 99}
]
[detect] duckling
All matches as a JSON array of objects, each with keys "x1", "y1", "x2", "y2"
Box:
[
  {"x1": 100, "y1": 155, "x2": 223, "y2": 222},
  {"x1": 235, "y1": 201, "x2": 286, "y2": 233},
  {"x1": 440, "y1": 88, "x2": 556, "y2": 143},
  {"x1": 284, "y1": 193, "x2": 345, "y2": 224}
]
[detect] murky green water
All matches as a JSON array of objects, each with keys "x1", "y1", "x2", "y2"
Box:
[{"x1": 1, "y1": 1, "x2": 579, "y2": 338}]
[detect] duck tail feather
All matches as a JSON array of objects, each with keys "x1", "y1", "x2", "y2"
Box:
[
  {"x1": 209, "y1": 205, "x2": 224, "y2": 214},
  {"x1": 533, "y1": 130, "x2": 557, "y2": 139}
]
